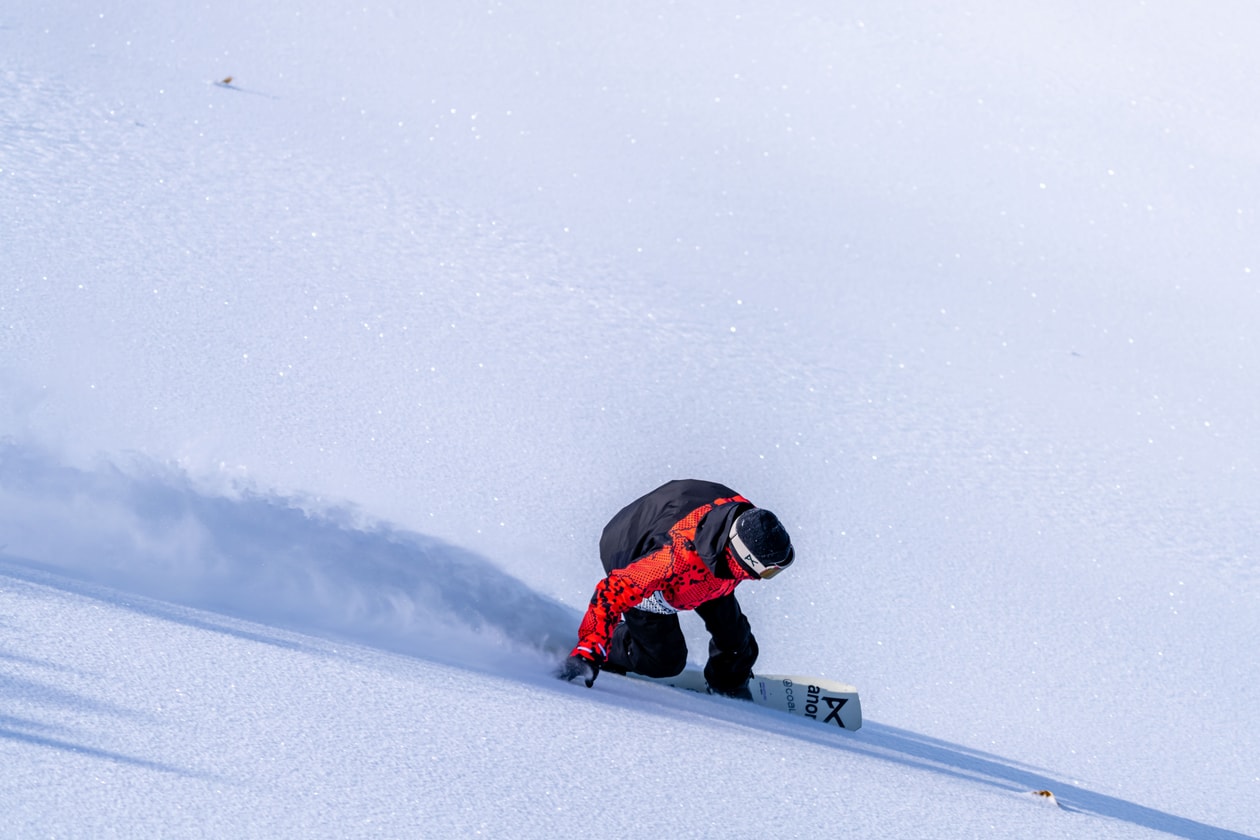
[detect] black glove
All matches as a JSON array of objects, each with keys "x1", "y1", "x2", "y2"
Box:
[{"x1": 557, "y1": 654, "x2": 601, "y2": 687}]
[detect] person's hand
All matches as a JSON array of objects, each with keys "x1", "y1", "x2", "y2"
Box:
[{"x1": 557, "y1": 654, "x2": 600, "y2": 687}]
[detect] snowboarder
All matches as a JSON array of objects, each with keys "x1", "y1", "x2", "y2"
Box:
[{"x1": 558, "y1": 479, "x2": 795, "y2": 697}]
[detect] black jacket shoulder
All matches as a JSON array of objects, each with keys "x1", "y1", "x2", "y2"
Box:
[{"x1": 598, "y1": 479, "x2": 752, "y2": 577}]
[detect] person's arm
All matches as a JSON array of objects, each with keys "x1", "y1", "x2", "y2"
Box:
[{"x1": 561, "y1": 548, "x2": 672, "y2": 685}]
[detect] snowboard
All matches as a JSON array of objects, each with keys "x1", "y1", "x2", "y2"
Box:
[{"x1": 628, "y1": 668, "x2": 862, "y2": 732}]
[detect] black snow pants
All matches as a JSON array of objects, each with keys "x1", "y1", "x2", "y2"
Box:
[{"x1": 603, "y1": 593, "x2": 759, "y2": 694}]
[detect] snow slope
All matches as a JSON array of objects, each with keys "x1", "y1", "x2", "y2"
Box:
[{"x1": 2, "y1": 1, "x2": 1258, "y2": 837}]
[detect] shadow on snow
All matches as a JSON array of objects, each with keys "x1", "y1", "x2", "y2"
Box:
[
  {"x1": 855, "y1": 724, "x2": 1256, "y2": 840},
  {"x1": 604, "y1": 681, "x2": 1257, "y2": 840}
]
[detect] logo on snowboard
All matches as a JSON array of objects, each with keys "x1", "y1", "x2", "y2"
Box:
[{"x1": 785, "y1": 679, "x2": 850, "y2": 728}]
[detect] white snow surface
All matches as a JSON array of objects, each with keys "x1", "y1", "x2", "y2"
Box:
[{"x1": 2, "y1": 2, "x2": 1258, "y2": 838}]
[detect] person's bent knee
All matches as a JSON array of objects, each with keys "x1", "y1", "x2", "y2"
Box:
[{"x1": 634, "y1": 648, "x2": 688, "y2": 678}]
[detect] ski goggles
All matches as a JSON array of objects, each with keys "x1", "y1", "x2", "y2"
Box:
[{"x1": 727, "y1": 524, "x2": 795, "y2": 580}]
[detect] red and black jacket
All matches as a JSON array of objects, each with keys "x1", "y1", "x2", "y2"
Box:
[{"x1": 572, "y1": 479, "x2": 756, "y2": 663}]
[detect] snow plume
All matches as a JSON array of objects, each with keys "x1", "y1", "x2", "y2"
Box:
[{"x1": 0, "y1": 441, "x2": 578, "y2": 668}]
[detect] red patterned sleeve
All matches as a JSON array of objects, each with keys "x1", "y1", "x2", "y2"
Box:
[{"x1": 571, "y1": 547, "x2": 673, "y2": 663}]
